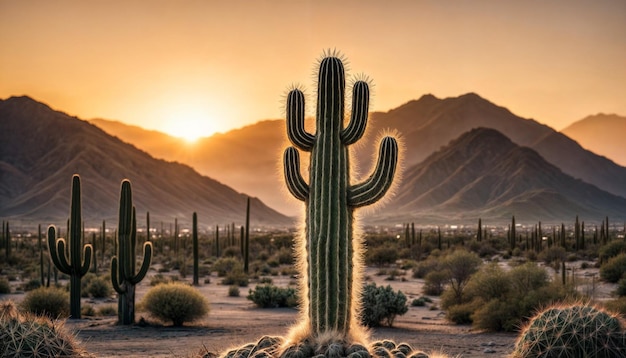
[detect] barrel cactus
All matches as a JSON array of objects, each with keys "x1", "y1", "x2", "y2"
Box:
[
  {"x1": 0, "y1": 301, "x2": 90, "y2": 357},
  {"x1": 219, "y1": 54, "x2": 448, "y2": 358},
  {"x1": 511, "y1": 302, "x2": 626, "y2": 358}
]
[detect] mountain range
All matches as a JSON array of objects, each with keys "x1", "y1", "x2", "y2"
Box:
[
  {"x1": 0, "y1": 96, "x2": 293, "y2": 229},
  {"x1": 3, "y1": 93, "x2": 625, "y2": 227},
  {"x1": 561, "y1": 113, "x2": 626, "y2": 167},
  {"x1": 382, "y1": 128, "x2": 626, "y2": 224},
  {"x1": 89, "y1": 93, "x2": 626, "y2": 224}
]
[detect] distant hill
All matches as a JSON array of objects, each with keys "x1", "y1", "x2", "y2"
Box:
[
  {"x1": 87, "y1": 92, "x2": 626, "y2": 224},
  {"x1": 561, "y1": 113, "x2": 626, "y2": 167},
  {"x1": 0, "y1": 96, "x2": 293, "y2": 229},
  {"x1": 361, "y1": 93, "x2": 626, "y2": 202},
  {"x1": 88, "y1": 117, "x2": 295, "y2": 216},
  {"x1": 383, "y1": 128, "x2": 626, "y2": 224}
]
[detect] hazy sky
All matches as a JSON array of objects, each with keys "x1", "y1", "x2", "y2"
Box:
[{"x1": 1, "y1": 0, "x2": 625, "y2": 140}]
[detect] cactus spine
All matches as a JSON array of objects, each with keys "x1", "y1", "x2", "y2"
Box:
[
  {"x1": 111, "y1": 179, "x2": 152, "y2": 325},
  {"x1": 283, "y1": 55, "x2": 398, "y2": 341},
  {"x1": 47, "y1": 174, "x2": 92, "y2": 319}
]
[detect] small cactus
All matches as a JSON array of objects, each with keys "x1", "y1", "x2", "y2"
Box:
[
  {"x1": 47, "y1": 174, "x2": 92, "y2": 319},
  {"x1": 511, "y1": 302, "x2": 626, "y2": 358}
]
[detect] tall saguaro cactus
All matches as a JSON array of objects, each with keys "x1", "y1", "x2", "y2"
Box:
[
  {"x1": 47, "y1": 174, "x2": 92, "y2": 319},
  {"x1": 111, "y1": 179, "x2": 152, "y2": 325},
  {"x1": 283, "y1": 56, "x2": 398, "y2": 342}
]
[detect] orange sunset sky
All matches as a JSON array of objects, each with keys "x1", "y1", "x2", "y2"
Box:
[{"x1": 1, "y1": 0, "x2": 625, "y2": 141}]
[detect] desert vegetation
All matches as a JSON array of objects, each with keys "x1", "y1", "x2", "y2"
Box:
[{"x1": 1, "y1": 55, "x2": 626, "y2": 357}]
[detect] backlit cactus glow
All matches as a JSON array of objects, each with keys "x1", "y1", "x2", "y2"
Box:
[{"x1": 283, "y1": 55, "x2": 398, "y2": 343}]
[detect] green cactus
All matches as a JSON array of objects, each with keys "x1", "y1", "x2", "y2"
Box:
[
  {"x1": 244, "y1": 197, "x2": 250, "y2": 274},
  {"x1": 282, "y1": 55, "x2": 398, "y2": 342},
  {"x1": 4, "y1": 220, "x2": 9, "y2": 260},
  {"x1": 0, "y1": 301, "x2": 90, "y2": 357},
  {"x1": 47, "y1": 174, "x2": 92, "y2": 319},
  {"x1": 192, "y1": 212, "x2": 199, "y2": 286},
  {"x1": 512, "y1": 303, "x2": 626, "y2": 358},
  {"x1": 111, "y1": 179, "x2": 152, "y2": 325}
]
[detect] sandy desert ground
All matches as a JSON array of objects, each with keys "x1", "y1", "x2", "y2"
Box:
[{"x1": 1, "y1": 263, "x2": 615, "y2": 358}]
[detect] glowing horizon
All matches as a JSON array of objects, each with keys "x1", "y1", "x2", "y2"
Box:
[{"x1": 1, "y1": 0, "x2": 625, "y2": 137}]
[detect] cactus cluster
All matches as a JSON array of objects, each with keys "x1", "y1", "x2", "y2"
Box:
[
  {"x1": 511, "y1": 303, "x2": 626, "y2": 358},
  {"x1": 47, "y1": 174, "x2": 92, "y2": 319},
  {"x1": 220, "y1": 336, "x2": 446, "y2": 358},
  {"x1": 111, "y1": 179, "x2": 153, "y2": 325},
  {"x1": 0, "y1": 301, "x2": 89, "y2": 357}
]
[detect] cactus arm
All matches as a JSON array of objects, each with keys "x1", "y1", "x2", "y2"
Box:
[
  {"x1": 348, "y1": 136, "x2": 398, "y2": 207},
  {"x1": 110, "y1": 256, "x2": 126, "y2": 294},
  {"x1": 340, "y1": 81, "x2": 369, "y2": 145},
  {"x1": 79, "y1": 245, "x2": 93, "y2": 276},
  {"x1": 284, "y1": 147, "x2": 310, "y2": 201},
  {"x1": 286, "y1": 89, "x2": 315, "y2": 151},
  {"x1": 47, "y1": 226, "x2": 71, "y2": 274},
  {"x1": 127, "y1": 242, "x2": 152, "y2": 285}
]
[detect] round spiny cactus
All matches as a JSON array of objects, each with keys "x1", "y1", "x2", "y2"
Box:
[
  {"x1": 511, "y1": 303, "x2": 626, "y2": 358},
  {"x1": 0, "y1": 301, "x2": 90, "y2": 357},
  {"x1": 220, "y1": 338, "x2": 443, "y2": 358}
]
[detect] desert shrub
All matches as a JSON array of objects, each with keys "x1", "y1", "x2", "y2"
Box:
[
  {"x1": 221, "y1": 267, "x2": 248, "y2": 287},
  {"x1": 19, "y1": 286, "x2": 69, "y2": 319},
  {"x1": 463, "y1": 262, "x2": 509, "y2": 302},
  {"x1": 213, "y1": 257, "x2": 241, "y2": 277},
  {"x1": 440, "y1": 250, "x2": 482, "y2": 305},
  {"x1": 411, "y1": 296, "x2": 432, "y2": 307},
  {"x1": 97, "y1": 305, "x2": 117, "y2": 316},
  {"x1": 0, "y1": 277, "x2": 10, "y2": 294},
  {"x1": 247, "y1": 285, "x2": 298, "y2": 308},
  {"x1": 604, "y1": 297, "x2": 626, "y2": 315},
  {"x1": 446, "y1": 300, "x2": 479, "y2": 325},
  {"x1": 366, "y1": 246, "x2": 398, "y2": 266},
  {"x1": 228, "y1": 286, "x2": 240, "y2": 297},
  {"x1": 538, "y1": 246, "x2": 566, "y2": 266},
  {"x1": 221, "y1": 246, "x2": 240, "y2": 257},
  {"x1": 412, "y1": 257, "x2": 440, "y2": 279},
  {"x1": 23, "y1": 278, "x2": 42, "y2": 291},
  {"x1": 616, "y1": 274, "x2": 626, "y2": 297},
  {"x1": 598, "y1": 240, "x2": 626, "y2": 263},
  {"x1": 259, "y1": 277, "x2": 273, "y2": 284},
  {"x1": 444, "y1": 262, "x2": 577, "y2": 332},
  {"x1": 276, "y1": 247, "x2": 294, "y2": 265},
  {"x1": 140, "y1": 282, "x2": 209, "y2": 326},
  {"x1": 471, "y1": 298, "x2": 518, "y2": 331},
  {"x1": 0, "y1": 301, "x2": 88, "y2": 357},
  {"x1": 423, "y1": 271, "x2": 447, "y2": 296},
  {"x1": 81, "y1": 304, "x2": 96, "y2": 317},
  {"x1": 85, "y1": 276, "x2": 112, "y2": 298},
  {"x1": 361, "y1": 283, "x2": 408, "y2": 327},
  {"x1": 149, "y1": 273, "x2": 171, "y2": 286},
  {"x1": 600, "y1": 253, "x2": 626, "y2": 283}
]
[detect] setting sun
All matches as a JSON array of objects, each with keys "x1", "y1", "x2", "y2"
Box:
[{"x1": 161, "y1": 100, "x2": 218, "y2": 143}]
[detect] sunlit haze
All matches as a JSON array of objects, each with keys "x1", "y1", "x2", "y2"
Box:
[{"x1": 1, "y1": 0, "x2": 625, "y2": 137}]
